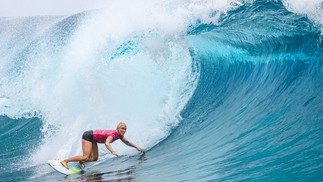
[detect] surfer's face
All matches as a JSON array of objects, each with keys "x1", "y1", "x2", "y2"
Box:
[{"x1": 117, "y1": 124, "x2": 127, "y2": 135}]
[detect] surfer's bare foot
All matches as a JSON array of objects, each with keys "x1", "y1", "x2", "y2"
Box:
[{"x1": 60, "y1": 160, "x2": 69, "y2": 169}]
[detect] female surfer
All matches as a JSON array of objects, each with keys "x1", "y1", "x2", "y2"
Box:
[{"x1": 61, "y1": 122, "x2": 144, "y2": 169}]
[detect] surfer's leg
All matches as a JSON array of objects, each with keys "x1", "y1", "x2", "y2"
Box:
[
  {"x1": 89, "y1": 142, "x2": 99, "y2": 161},
  {"x1": 77, "y1": 142, "x2": 97, "y2": 168},
  {"x1": 82, "y1": 139, "x2": 94, "y2": 161},
  {"x1": 61, "y1": 139, "x2": 93, "y2": 169}
]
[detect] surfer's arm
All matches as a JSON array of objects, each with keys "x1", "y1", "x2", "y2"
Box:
[
  {"x1": 105, "y1": 137, "x2": 118, "y2": 156},
  {"x1": 121, "y1": 137, "x2": 144, "y2": 152}
]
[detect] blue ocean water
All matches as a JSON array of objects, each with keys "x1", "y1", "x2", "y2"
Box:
[{"x1": 0, "y1": 0, "x2": 322, "y2": 181}]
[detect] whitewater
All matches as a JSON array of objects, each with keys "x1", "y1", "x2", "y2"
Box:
[{"x1": 0, "y1": 0, "x2": 322, "y2": 181}]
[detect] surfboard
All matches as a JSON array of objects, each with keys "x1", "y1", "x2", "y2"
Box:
[{"x1": 47, "y1": 160, "x2": 84, "y2": 175}]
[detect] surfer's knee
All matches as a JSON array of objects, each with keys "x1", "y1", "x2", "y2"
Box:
[{"x1": 82, "y1": 155, "x2": 91, "y2": 161}]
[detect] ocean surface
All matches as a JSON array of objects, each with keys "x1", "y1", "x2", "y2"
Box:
[{"x1": 0, "y1": 0, "x2": 322, "y2": 181}]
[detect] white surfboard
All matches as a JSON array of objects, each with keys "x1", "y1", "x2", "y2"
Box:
[{"x1": 47, "y1": 160, "x2": 84, "y2": 175}]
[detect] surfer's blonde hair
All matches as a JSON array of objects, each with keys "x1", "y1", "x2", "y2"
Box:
[{"x1": 117, "y1": 121, "x2": 126, "y2": 128}]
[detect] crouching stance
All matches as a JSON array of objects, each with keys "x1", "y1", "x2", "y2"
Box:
[{"x1": 61, "y1": 122, "x2": 144, "y2": 169}]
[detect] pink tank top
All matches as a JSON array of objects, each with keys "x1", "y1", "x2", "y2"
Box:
[{"x1": 93, "y1": 130, "x2": 124, "y2": 143}]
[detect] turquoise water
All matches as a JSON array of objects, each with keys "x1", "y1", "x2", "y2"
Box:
[{"x1": 0, "y1": 0, "x2": 322, "y2": 181}]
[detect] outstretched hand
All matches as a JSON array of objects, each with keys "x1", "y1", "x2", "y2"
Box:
[
  {"x1": 111, "y1": 151, "x2": 119, "y2": 156},
  {"x1": 137, "y1": 147, "x2": 144, "y2": 153}
]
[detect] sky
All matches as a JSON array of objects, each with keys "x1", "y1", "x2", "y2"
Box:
[{"x1": 0, "y1": 0, "x2": 105, "y2": 17}]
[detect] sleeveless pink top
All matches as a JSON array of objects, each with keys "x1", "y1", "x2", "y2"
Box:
[{"x1": 93, "y1": 130, "x2": 124, "y2": 143}]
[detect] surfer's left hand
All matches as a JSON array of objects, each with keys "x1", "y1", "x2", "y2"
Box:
[
  {"x1": 111, "y1": 151, "x2": 119, "y2": 157},
  {"x1": 137, "y1": 147, "x2": 144, "y2": 153}
]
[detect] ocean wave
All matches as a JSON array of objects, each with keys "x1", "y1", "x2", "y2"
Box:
[{"x1": 0, "y1": 0, "x2": 322, "y2": 181}]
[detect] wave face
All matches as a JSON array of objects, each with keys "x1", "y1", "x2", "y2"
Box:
[{"x1": 0, "y1": 0, "x2": 322, "y2": 181}]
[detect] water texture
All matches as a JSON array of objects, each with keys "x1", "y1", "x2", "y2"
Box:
[{"x1": 0, "y1": 0, "x2": 322, "y2": 181}]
